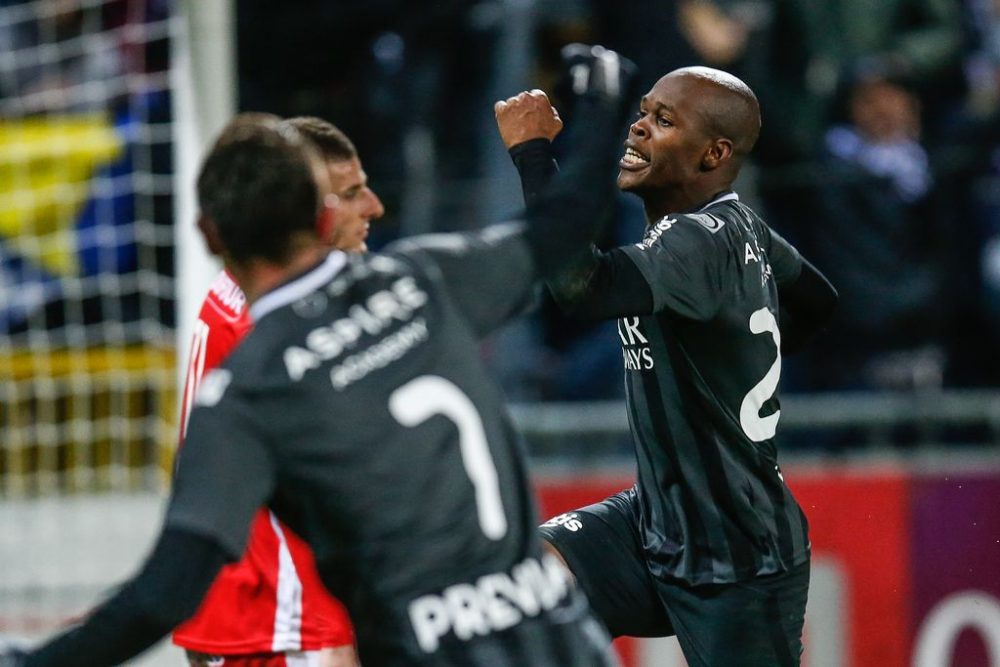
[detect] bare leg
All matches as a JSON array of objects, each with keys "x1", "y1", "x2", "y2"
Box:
[
  {"x1": 543, "y1": 538, "x2": 576, "y2": 582},
  {"x1": 317, "y1": 645, "x2": 360, "y2": 667}
]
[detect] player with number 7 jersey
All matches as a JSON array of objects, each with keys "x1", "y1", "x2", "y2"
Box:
[
  {"x1": 8, "y1": 45, "x2": 637, "y2": 667},
  {"x1": 174, "y1": 268, "x2": 355, "y2": 666},
  {"x1": 161, "y1": 46, "x2": 635, "y2": 662},
  {"x1": 171, "y1": 114, "x2": 385, "y2": 667}
]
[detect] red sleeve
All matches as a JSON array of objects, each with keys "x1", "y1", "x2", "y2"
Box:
[{"x1": 178, "y1": 270, "x2": 253, "y2": 443}]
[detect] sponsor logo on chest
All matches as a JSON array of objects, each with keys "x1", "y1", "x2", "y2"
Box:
[{"x1": 618, "y1": 317, "x2": 654, "y2": 370}]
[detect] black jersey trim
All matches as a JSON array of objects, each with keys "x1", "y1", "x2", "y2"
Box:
[{"x1": 249, "y1": 251, "x2": 347, "y2": 322}]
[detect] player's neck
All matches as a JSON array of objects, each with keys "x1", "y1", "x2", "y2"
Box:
[
  {"x1": 229, "y1": 246, "x2": 330, "y2": 305},
  {"x1": 642, "y1": 182, "x2": 732, "y2": 222}
]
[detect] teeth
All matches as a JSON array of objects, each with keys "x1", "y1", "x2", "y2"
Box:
[{"x1": 622, "y1": 147, "x2": 649, "y2": 165}]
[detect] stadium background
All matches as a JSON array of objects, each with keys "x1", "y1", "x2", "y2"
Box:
[{"x1": 1, "y1": 0, "x2": 999, "y2": 665}]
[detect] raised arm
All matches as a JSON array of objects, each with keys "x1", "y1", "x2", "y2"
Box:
[
  {"x1": 522, "y1": 46, "x2": 638, "y2": 281},
  {"x1": 495, "y1": 89, "x2": 562, "y2": 209},
  {"x1": 390, "y1": 45, "x2": 639, "y2": 337},
  {"x1": 495, "y1": 61, "x2": 655, "y2": 321}
]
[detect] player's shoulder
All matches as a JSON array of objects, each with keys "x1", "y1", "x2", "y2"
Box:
[
  {"x1": 200, "y1": 269, "x2": 249, "y2": 325},
  {"x1": 694, "y1": 196, "x2": 771, "y2": 245},
  {"x1": 633, "y1": 211, "x2": 730, "y2": 252},
  {"x1": 383, "y1": 223, "x2": 527, "y2": 280}
]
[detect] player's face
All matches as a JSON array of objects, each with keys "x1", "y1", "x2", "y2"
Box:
[
  {"x1": 326, "y1": 157, "x2": 384, "y2": 253},
  {"x1": 617, "y1": 74, "x2": 714, "y2": 195}
]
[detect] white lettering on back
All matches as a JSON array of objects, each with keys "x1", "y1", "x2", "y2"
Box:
[
  {"x1": 407, "y1": 555, "x2": 569, "y2": 653},
  {"x1": 281, "y1": 278, "x2": 428, "y2": 381}
]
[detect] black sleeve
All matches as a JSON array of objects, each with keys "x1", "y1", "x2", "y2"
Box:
[
  {"x1": 547, "y1": 247, "x2": 654, "y2": 319},
  {"x1": 385, "y1": 223, "x2": 538, "y2": 339},
  {"x1": 509, "y1": 138, "x2": 558, "y2": 209},
  {"x1": 166, "y1": 371, "x2": 276, "y2": 559},
  {"x1": 522, "y1": 84, "x2": 634, "y2": 280},
  {"x1": 24, "y1": 529, "x2": 228, "y2": 667},
  {"x1": 778, "y1": 257, "x2": 839, "y2": 354},
  {"x1": 387, "y1": 71, "x2": 634, "y2": 338},
  {"x1": 764, "y1": 225, "x2": 803, "y2": 288},
  {"x1": 616, "y1": 215, "x2": 732, "y2": 320},
  {"x1": 509, "y1": 112, "x2": 657, "y2": 320}
]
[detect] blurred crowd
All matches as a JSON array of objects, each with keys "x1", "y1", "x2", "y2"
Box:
[
  {"x1": 235, "y1": 0, "x2": 1000, "y2": 399},
  {"x1": 0, "y1": 0, "x2": 173, "y2": 340},
  {"x1": 3, "y1": 0, "x2": 999, "y2": 398}
]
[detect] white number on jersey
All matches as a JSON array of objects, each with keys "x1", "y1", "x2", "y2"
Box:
[
  {"x1": 739, "y1": 307, "x2": 782, "y2": 442},
  {"x1": 389, "y1": 376, "x2": 508, "y2": 540}
]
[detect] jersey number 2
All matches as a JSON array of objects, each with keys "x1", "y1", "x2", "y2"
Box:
[
  {"x1": 739, "y1": 307, "x2": 782, "y2": 442},
  {"x1": 389, "y1": 376, "x2": 508, "y2": 540}
]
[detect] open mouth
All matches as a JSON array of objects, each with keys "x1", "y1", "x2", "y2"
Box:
[{"x1": 620, "y1": 145, "x2": 650, "y2": 170}]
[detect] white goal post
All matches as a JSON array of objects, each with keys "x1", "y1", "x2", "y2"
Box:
[
  {"x1": 171, "y1": 0, "x2": 235, "y2": 411},
  {"x1": 0, "y1": 2, "x2": 234, "y2": 664}
]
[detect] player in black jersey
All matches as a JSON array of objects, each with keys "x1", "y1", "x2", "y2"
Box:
[
  {"x1": 1, "y1": 48, "x2": 638, "y2": 667},
  {"x1": 496, "y1": 60, "x2": 838, "y2": 666}
]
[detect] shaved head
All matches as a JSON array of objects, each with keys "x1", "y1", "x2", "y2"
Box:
[
  {"x1": 618, "y1": 65, "x2": 762, "y2": 218},
  {"x1": 667, "y1": 66, "x2": 761, "y2": 155}
]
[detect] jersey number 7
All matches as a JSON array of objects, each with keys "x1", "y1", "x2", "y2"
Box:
[{"x1": 389, "y1": 376, "x2": 509, "y2": 540}]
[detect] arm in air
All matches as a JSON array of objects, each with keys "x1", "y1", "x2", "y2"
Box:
[{"x1": 496, "y1": 50, "x2": 655, "y2": 319}]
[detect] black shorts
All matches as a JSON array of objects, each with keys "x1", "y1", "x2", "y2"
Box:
[{"x1": 539, "y1": 487, "x2": 810, "y2": 667}]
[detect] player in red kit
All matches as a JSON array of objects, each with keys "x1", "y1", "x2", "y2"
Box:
[{"x1": 174, "y1": 115, "x2": 384, "y2": 667}]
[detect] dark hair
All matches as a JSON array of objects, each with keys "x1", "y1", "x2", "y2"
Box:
[
  {"x1": 196, "y1": 113, "x2": 322, "y2": 265},
  {"x1": 284, "y1": 116, "x2": 357, "y2": 162}
]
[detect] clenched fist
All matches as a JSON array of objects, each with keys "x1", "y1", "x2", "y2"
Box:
[{"x1": 494, "y1": 89, "x2": 563, "y2": 150}]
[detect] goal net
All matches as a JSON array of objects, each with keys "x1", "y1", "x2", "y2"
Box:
[
  {"x1": 0, "y1": 0, "x2": 177, "y2": 497},
  {"x1": 0, "y1": 1, "x2": 185, "y2": 659}
]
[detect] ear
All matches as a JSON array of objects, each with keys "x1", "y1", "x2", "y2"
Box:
[
  {"x1": 701, "y1": 138, "x2": 734, "y2": 171},
  {"x1": 196, "y1": 214, "x2": 225, "y2": 256},
  {"x1": 315, "y1": 194, "x2": 339, "y2": 245}
]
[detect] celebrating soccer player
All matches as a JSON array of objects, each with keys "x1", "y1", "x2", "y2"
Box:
[
  {"x1": 496, "y1": 53, "x2": 838, "y2": 667},
  {"x1": 174, "y1": 116, "x2": 381, "y2": 667},
  {"x1": 2, "y1": 46, "x2": 637, "y2": 667}
]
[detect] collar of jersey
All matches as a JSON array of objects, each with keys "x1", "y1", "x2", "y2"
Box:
[
  {"x1": 249, "y1": 250, "x2": 347, "y2": 323},
  {"x1": 692, "y1": 190, "x2": 739, "y2": 213}
]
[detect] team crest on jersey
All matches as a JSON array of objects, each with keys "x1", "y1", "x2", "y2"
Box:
[
  {"x1": 693, "y1": 214, "x2": 725, "y2": 234},
  {"x1": 635, "y1": 216, "x2": 676, "y2": 250}
]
